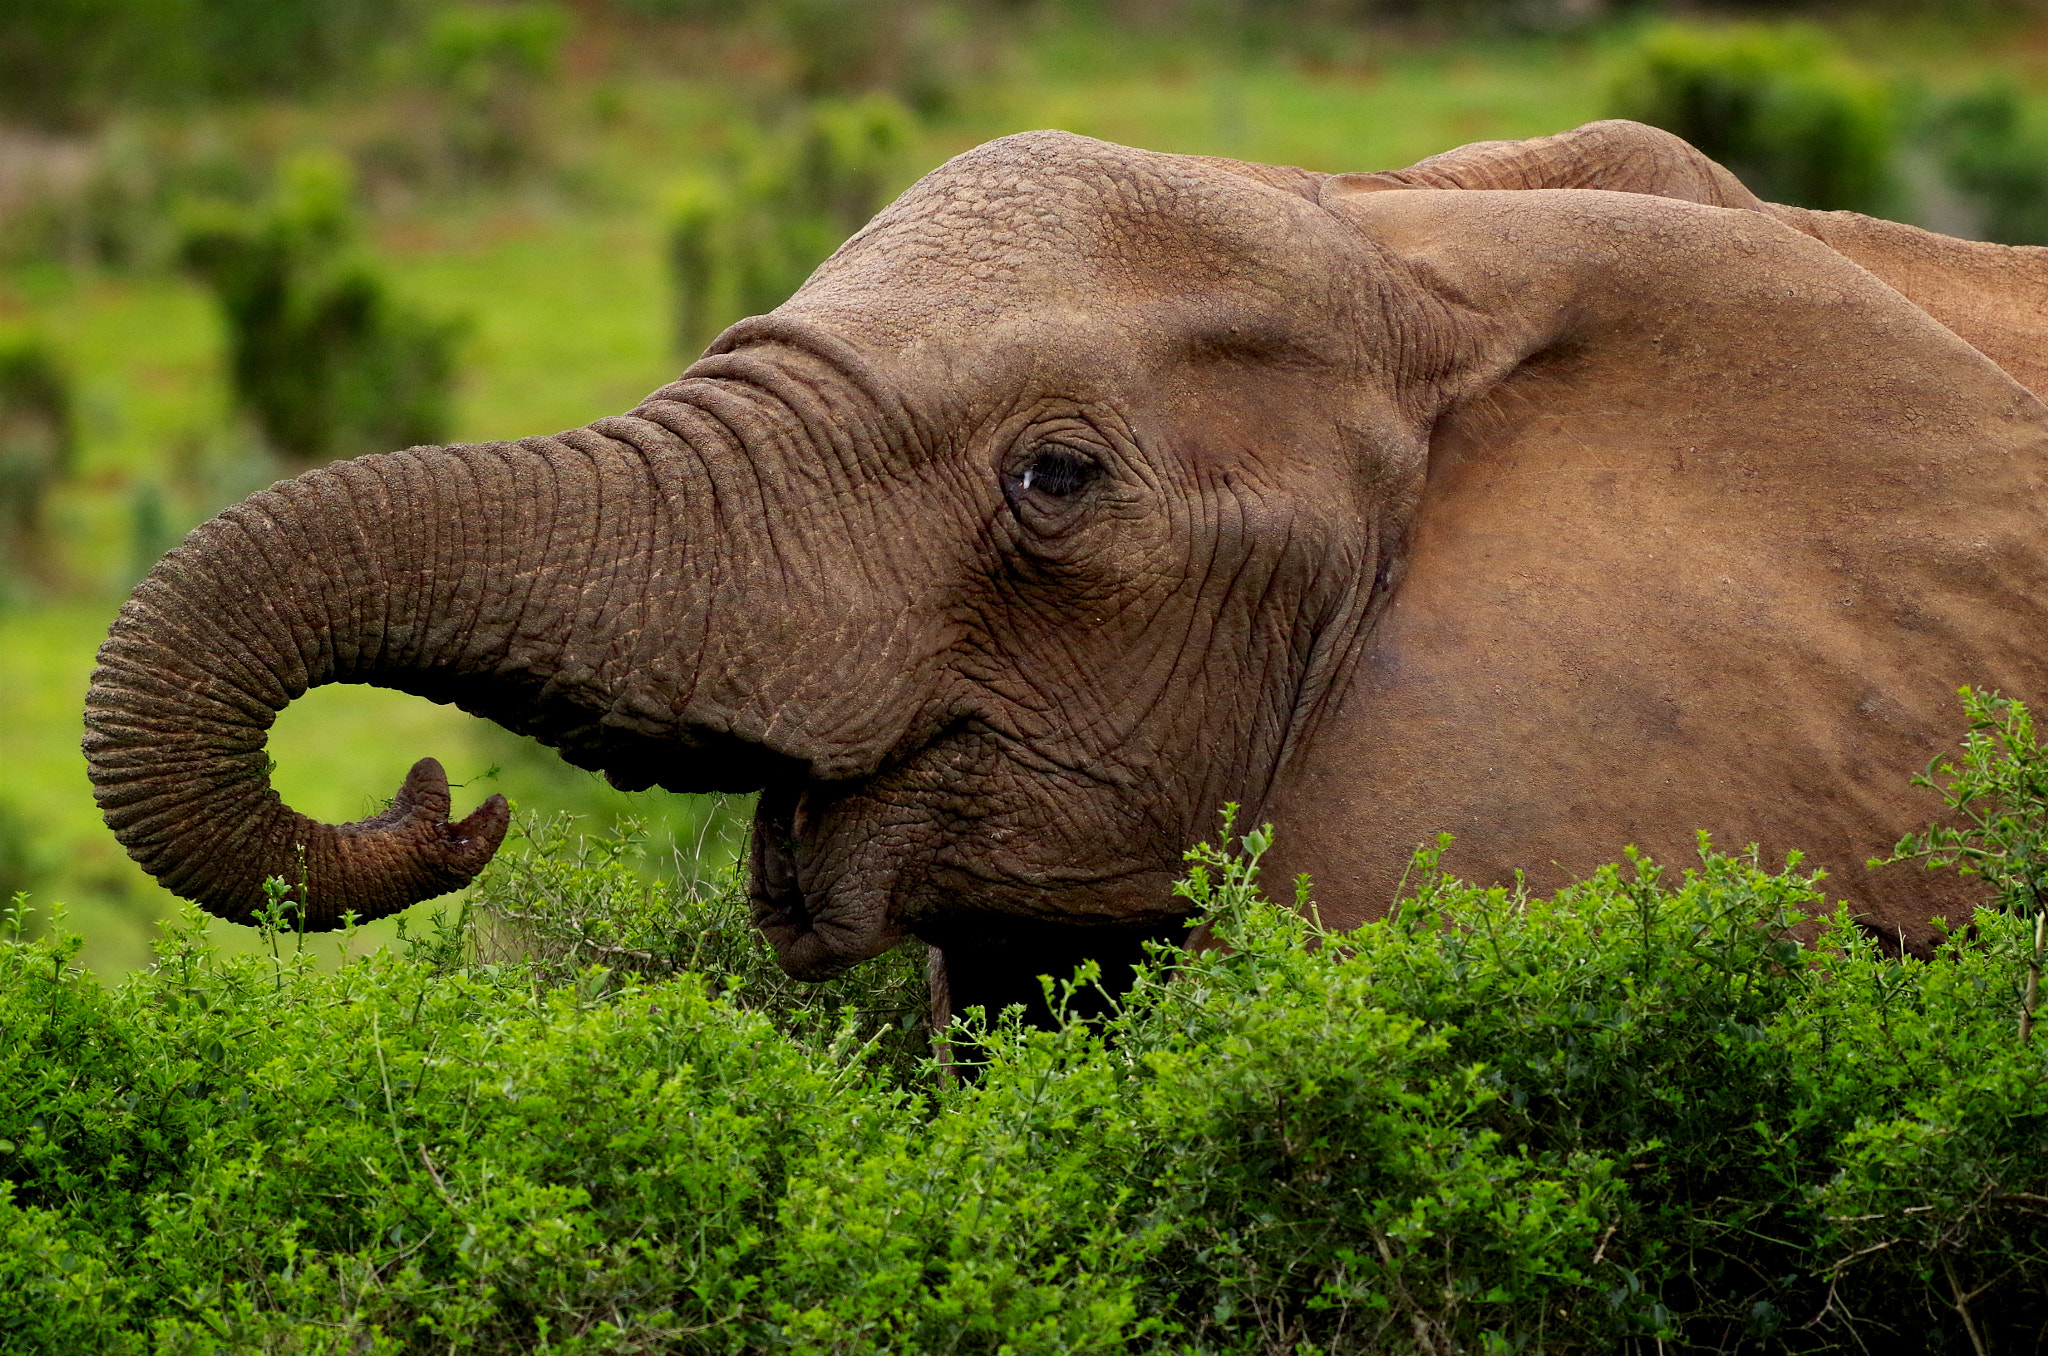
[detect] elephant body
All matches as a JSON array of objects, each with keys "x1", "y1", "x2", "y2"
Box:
[{"x1": 85, "y1": 120, "x2": 2048, "y2": 1015}]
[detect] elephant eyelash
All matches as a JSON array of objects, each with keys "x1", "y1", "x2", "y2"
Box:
[{"x1": 1015, "y1": 446, "x2": 1097, "y2": 499}]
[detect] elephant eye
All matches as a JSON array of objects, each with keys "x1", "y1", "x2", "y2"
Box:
[{"x1": 1014, "y1": 445, "x2": 1097, "y2": 499}]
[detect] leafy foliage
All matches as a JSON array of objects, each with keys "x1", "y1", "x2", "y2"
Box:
[
  {"x1": 1879, "y1": 688, "x2": 2048, "y2": 917},
  {"x1": 8, "y1": 775, "x2": 2048, "y2": 1352},
  {"x1": 668, "y1": 95, "x2": 919, "y2": 356},
  {"x1": 1877, "y1": 686, "x2": 2048, "y2": 1043},
  {"x1": 178, "y1": 155, "x2": 465, "y2": 468},
  {"x1": 470, "y1": 813, "x2": 936, "y2": 1085},
  {"x1": 0, "y1": 337, "x2": 78, "y2": 597},
  {"x1": 0, "y1": 0, "x2": 417, "y2": 131},
  {"x1": 1608, "y1": 22, "x2": 1898, "y2": 214},
  {"x1": 422, "y1": 3, "x2": 572, "y2": 182},
  {"x1": 1927, "y1": 82, "x2": 2048, "y2": 245}
]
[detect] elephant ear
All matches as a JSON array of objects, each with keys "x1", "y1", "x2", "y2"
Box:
[
  {"x1": 1274, "y1": 185, "x2": 2048, "y2": 955},
  {"x1": 1323, "y1": 118, "x2": 1765, "y2": 210},
  {"x1": 1762, "y1": 204, "x2": 2048, "y2": 404},
  {"x1": 1337, "y1": 118, "x2": 2048, "y2": 407}
]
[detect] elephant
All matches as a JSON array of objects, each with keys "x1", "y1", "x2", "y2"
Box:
[{"x1": 85, "y1": 118, "x2": 2048, "y2": 1023}]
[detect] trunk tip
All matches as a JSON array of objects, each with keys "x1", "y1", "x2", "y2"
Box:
[{"x1": 382, "y1": 757, "x2": 511, "y2": 887}]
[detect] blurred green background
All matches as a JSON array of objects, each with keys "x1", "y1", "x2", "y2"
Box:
[{"x1": 1, "y1": 0, "x2": 2041, "y2": 974}]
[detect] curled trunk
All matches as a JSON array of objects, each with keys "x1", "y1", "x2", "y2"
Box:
[
  {"x1": 86, "y1": 434, "x2": 629, "y2": 926},
  {"x1": 85, "y1": 400, "x2": 772, "y2": 927},
  {"x1": 87, "y1": 331, "x2": 930, "y2": 958}
]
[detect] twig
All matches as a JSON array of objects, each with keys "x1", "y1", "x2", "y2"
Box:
[
  {"x1": 417, "y1": 1143, "x2": 458, "y2": 1210},
  {"x1": 1824, "y1": 1238, "x2": 1900, "y2": 1275},
  {"x1": 1939, "y1": 1250, "x2": 1992, "y2": 1356},
  {"x1": 368, "y1": 1012, "x2": 411, "y2": 1179},
  {"x1": 2023, "y1": 907, "x2": 2045, "y2": 1045},
  {"x1": 1991, "y1": 1192, "x2": 2048, "y2": 1207}
]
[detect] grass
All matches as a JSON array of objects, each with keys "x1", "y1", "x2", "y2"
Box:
[
  {"x1": 967, "y1": 35, "x2": 1607, "y2": 169},
  {"x1": 4, "y1": 16, "x2": 2044, "y2": 974}
]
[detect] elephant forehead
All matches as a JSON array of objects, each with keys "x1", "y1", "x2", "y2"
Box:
[{"x1": 797, "y1": 131, "x2": 1328, "y2": 341}]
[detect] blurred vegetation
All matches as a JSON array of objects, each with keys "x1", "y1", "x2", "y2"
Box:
[
  {"x1": 1928, "y1": 79, "x2": 2048, "y2": 243},
  {"x1": 669, "y1": 94, "x2": 918, "y2": 354},
  {"x1": 0, "y1": 335, "x2": 77, "y2": 601},
  {"x1": 178, "y1": 154, "x2": 464, "y2": 468},
  {"x1": 0, "y1": 0, "x2": 2045, "y2": 975},
  {"x1": 423, "y1": 3, "x2": 572, "y2": 182},
  {"x1": 1609, "y1": 22, "x2": 1899, "y2": 213},
  {"x1": 0, "y1": 0, "x2": 412, "y2": 130}
]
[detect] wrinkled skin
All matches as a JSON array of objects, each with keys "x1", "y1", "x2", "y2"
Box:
[{"x1": 85, "y1": 120, "x2": 2048, "y2": 1022}]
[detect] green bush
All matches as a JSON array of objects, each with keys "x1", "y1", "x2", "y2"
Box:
[
  {"x1": 667, "y1": 174, "x2": 742, "y2": 358},
  {"x1": 668, "y1": 95, "x2": 919, "y2": 356},
  {"x1": 0, "y1": 122, "x2": 268, "y2": 272},
  {"x1": 759, "y1": 0, "x2": 974, "y2": 112},
  {"x1": 471, "y1": 812, "x2": 936, "y2": 1084},
  {"x1": 765, "y1": 0, "x2": 916, "y2": 100},
  {"x1": 1927, "y1": 82, "x2": 2048, "y2": 245},
  {"x1": 0, "y1": 336, "x2": 78, "y2": 598},
  {"x1": 0, "y1": 0, "x2": 417, "y2": 130},
  {"x1": 11, "y1": 703, "x2": 2048, "y2": 1351},
  {"x1": 179, "y1": 154, "x2": 465, "y2": 468},
  {"x1": 423, "y1": 2, "x2": 572, "y2": 183},
  {"x1": 1609, "y1": 23, "x2": 1899, "y2": 215}
]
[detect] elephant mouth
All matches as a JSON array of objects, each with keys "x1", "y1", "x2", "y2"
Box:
[
  {"x1": 739, "y1": 718, "x2": 1202, "y2": 983},
  {"x1": 745, "y1": 771, "x2": 1197, "y2": 983},
  {"x1": 747, "y1": 781, "x2": 902, "y2": 979}
]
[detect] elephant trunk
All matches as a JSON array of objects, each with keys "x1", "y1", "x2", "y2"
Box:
[{"x1": 84, "y1": 413, "x2": 746, "y2": 928}]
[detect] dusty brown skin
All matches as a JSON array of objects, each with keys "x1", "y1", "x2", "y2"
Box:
[{"x1": 85, "y1": 119, "x2": 2048, "y2": 1014}]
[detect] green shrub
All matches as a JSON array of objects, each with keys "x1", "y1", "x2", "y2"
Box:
[
  {"x1": 759, "y1": 0, "x2": 972, "y2": 112},
  {"x1": 179, "y1": 154, "x2": 465, "y2": 469},
  {"x1": 1609, "y1": 23, "x2": 1899, "y2": 214},
  {"x1": 1877, "y1": 686, "x2": 2048, "y2": 1037},
  {"x1": 0, "y1": 337, "x2": 78, "y2": 598},
  {"x1": 125, "y1": 482, "x2": 176, "y2": 587},
  {"x1": 11, "y1": 710, "x2": 2048, "y2": 1351},
  {"x1": 0, "y1": 0, "x2": 417, "y2": 130},
  {"x1": 0, "y1": 122, "x2": 268, "y2": 272},
  {"x1": 1927, "y1": 82, "x2": 2048, "y2": 245},
  {"x1": 0, "y1": 905, "x2": 904, "y2": 1353},
  {"x1": 423, "y1": 2, "x2": 572, "y2": 183},
  {"x1": 667, "y1": 174, "x2": 742, "y2": 358},
  {"x1": 471, "y1": 812, "x2": 936, "y2": 1084},
  {"x1": 765, "y1": 0, "x2": 915, "y2": 100},
  {"x1": 668, "y1": 95, "x2": 919, "y2": 355}
]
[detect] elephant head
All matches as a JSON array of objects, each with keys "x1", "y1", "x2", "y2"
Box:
[{"x1": 86, "y1": 120, "x2": 2048, "y2": 1007}]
